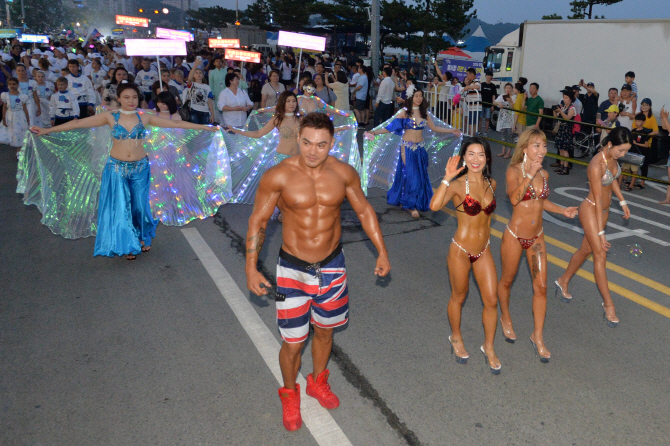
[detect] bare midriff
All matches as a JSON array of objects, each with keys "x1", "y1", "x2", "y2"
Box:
[{"x1": 109, "y1": 139, "x2": 147, "y2": 162}]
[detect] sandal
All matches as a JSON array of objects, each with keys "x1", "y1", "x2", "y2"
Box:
[
  {"x1": 126, "y1": 254, "x2": 136, "y2": 261},
  {"x1": 624, "y1": 186, "x2": 633, "y2": 191},
  {"x1": 140, "y1": 242, "x2": 151, "y2": 253},
  {"x1": 635, "y1": 184, "x2": 645, "y2": 189}
]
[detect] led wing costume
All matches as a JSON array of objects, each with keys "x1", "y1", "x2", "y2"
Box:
[
  {"x1": 362, "y1": 110, "x2": 462, "y2": 202},
  {"x1": 222, "y1": 95, "x2": 361, "y2": 204},
  {"x1": 16, "y1": 124, "x2": 233, "y2": 240}
]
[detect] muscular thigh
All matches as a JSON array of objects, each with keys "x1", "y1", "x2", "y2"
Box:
[
  {"x1": 448, "y1": 245, "x2": 471, "y2": 296},
  {"x1": 525, "y1": 235, "x2": 547, "y2": 287},
  {"x1": 500, "y1": 229, "x2": 523, "y2": 280},
  {"x1": 471, "y1": 249, "x2": 498, "y2": 302}
]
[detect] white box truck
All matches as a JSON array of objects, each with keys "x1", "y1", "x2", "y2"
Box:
[{"x1": 483, "y1": 19, "x2": 670, "y2": 111}]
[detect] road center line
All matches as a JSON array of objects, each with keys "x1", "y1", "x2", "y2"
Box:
[{"x1": 181, "y1": 228, "x2": 353, "y2": 446}]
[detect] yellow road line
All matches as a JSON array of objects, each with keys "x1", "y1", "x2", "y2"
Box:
[{"x1": 439, "y1": 206, "x2": 670, "y2": 319}]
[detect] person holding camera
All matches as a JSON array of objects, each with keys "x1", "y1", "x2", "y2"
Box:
[{"x1": 552, "y1": 89, "x2": 577, "y2": 175}]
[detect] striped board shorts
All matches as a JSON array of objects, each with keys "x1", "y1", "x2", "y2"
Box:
[{"x1": 275, "y1": 244, "x2": 349, "y2": 343}]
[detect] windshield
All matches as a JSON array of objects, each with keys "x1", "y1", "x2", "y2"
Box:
[{"x1": 484, "y1": 50, "x2": 503, "y2": 73}]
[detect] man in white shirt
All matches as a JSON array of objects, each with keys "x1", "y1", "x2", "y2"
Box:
[
  {"x1": 374, "y1": 67, "x2": 395, "y2": 126},
  {"x1": 461, "y1": 68, "x2": 482, "y2": 136},
  {"x1": 66, "y1": 59, "x2": 95, "y2": 118},
  {"x1": 135, "y1": 58, "x2": 158, "y2": 103},
  {"x1": 217, "y1": 72, "x2": 253, "y2": 128}
]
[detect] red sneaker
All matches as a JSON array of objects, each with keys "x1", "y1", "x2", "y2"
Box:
[
  {"x1": 306, "y1": 369, "x2": 340, "y2": 409},
  {"x1": 278, "y1": 384, "x2": 302, "y2": 431}
]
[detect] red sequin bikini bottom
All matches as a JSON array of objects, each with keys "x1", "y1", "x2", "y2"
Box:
[
  {"x1": 506, "y1": 225, "x2": 543, "y2": 250},
  {"x1": 451, "y1": 238, "x2": 490, "y2": 263}
]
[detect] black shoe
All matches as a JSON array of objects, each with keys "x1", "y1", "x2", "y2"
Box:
[
  {"x1": 557, "y1": 167, "x2": 570, "y2": 175},
  {"x1": 550, "y1": 161, "x2": 561, "y2": 167}
]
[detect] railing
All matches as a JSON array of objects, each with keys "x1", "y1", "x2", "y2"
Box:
[{"x1": 416, "y1": 81, "x2": 481, "y2": 137}]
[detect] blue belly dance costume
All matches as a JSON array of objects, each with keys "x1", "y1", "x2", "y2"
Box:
[
  {"x1": 385, "y1": 117, "x2": 433, "y2": 211},
  {"x1": 94, "y1": 112, "x2": 158, "y2": 257}
]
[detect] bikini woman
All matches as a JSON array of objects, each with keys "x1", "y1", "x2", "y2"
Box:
[
  {"x1": 555, "y1": 127, "x2": 632, "y2": 327},
  {"x1": 30, "y1": 83, "x2": 218, "y2": 260},
  {"x1": 429, "y1": 137, "x2": 501, "y2": 374},
  {"x1": 497, "y1": 129, "x2": 578, "y2": 362}
]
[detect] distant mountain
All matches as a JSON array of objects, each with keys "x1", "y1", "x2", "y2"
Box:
[{"x1": 461, "y1": 18, "x2": 519, "y2": 46}]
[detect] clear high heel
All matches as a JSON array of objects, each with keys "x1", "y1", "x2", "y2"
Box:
[
  {"x1": 449, "y1": 335, "x2": 469, "y2": 364},
  {"x1": 529, "y1": 337, "x2": 551, "y2": 363},
  {"x1": 602, "y1": 303, "x2": 619, "y2": 328},
  {"x1": 480, "y1": 346, "x2": 501, "y2": 375},
  {"x1": 554, "y1": 280, "x2": 572, "y2": 303},
  {"x1": 500, "y1": 317, "x2": 516, "y2": 343}
]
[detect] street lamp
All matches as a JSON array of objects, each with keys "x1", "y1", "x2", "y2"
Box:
[
  {"x1": 76, "y1": 22, "x2": 80, "y2": 26},
  {"x1": 162, "y1": 8, "x2": 169, "y2": 14}
]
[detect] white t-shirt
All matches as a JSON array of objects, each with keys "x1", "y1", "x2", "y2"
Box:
[
  {"x1": 350, "y1": 72, "x2": 360, "y2": 93},
  {"x1": 280, "y1": 62, "x2": 292, "y2": 81},
  {"x1": 183, "y1": 82, "x2": 214, "y2": 113},
  {"x1": 136, "y1": 69, "x2": 158, "y2": 93},
  {"x1": 217, "y1": 87, "x2": 253, "y2": 127}
]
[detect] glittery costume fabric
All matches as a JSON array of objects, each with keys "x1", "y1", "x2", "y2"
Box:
[
  {"x1": 362, "y1": 110, "x2": 462, "y2": 194},
  {"x1": 222, "y1": 95, "x2": 361, "y2": 204},
  {"x1": 16, "y1": 124, "x2": 232, "y2": 239}
]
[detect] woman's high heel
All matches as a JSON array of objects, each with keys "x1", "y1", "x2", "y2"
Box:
[
  {"x1": 500, "y1": 317, "x2": 516, "y2": 343},
  {"x1": 530, "y1": 337, "x2": 551, "y2": 363},
  {"x1": 602, "y1": 303, "x2": 619, "y2": 328},
  {"x1": 480, "y1": 346, "x2": 501, "y2": 375},
  {"x1": 449, "y1": 335, "x2": 469, "y2": 364},
  {"x1": 554, "y1": 280, "x2": 572, "y2": 303}
]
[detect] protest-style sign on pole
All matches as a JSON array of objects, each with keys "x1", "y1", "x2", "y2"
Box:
[
  {"x1": 18, "y1": 34, "x2": 49, "y2": 43},
  {"x1": 224, "y1": 49, "x2": 261, "y2": 64},
  {"x1": 155, "y1": 27, "x2": 193, "y2": 41},
  {"x1": 277, "y1": 31, "x2": 326, "y2": 85},
  {"x1": 208, "y1": 38, "x2": 240, "y2": 49},
  {"x1": 126, "y1": 39, "x2": 187, "y2": 89},
  {"x1": 441, "y1": 58, "x2": 484, "y2": 82},
  {"x1": 116, "y1": 15, "x2": 149, "y2": 27}
]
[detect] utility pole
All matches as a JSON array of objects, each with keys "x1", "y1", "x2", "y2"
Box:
[
  {"x1": 370, "y1": 0, "x2": 380, "y2": 75},
  {"x1": 20, "y1": 0, "x2": 24, "y2": 24},
  {"x1": 180, "y1": 0, "x2": 184, "y2": 29},
  {"x1": 5, "y1": 2, "x2": 11, "y2": 29}
]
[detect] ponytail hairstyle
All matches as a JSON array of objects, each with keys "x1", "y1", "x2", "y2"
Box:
[
  {"x1": 116, "y1": 81, "x2": 142, "y2": 100},
  {"x1": 601, "y1": 126, "x2": 633, "y2": 149}
]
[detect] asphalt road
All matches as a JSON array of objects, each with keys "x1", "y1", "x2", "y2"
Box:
[{"x1": 2, "y1": 132, "x2": 670, "y2": 446}]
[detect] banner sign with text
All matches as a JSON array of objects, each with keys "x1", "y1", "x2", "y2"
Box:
[
  {"x1": 156, "y1": 28, "x2": 194, "y2": 42},
  {"x1": 277, "y1": 31, "x2": 325, "y2": 52},
  {"x1": 441, "y1": 58, "x2": 484, "y2": 82},
  {"x1": 19, "y1": 34, "x2": 49, "y2": 43},
  {"x1": 208, "y1": 38, "x2": 240, "y2": 48},
  {"x1": 125, "y1": 39, "x2": 187, "y2": 56},
  {"x1": 116, "y1": 15, "x2": 149, "y2": 27},
  {"x1": 224, "y1": 48, "x2": 261, "y2": 63}
]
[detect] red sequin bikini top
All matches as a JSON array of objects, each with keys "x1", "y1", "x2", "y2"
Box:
[
  {"x1": 522, "y1": 171, "x2": 550, "y2": 200},
  {"x1": 456, "y1": 175, "x2": 496, "y2": 216}
]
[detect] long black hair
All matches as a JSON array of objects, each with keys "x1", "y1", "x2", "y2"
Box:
[
  {"x1": 601, "y1": 126, "x2": 633, "y2": 148},
  {"x1": 403, "y1": 88, "x2": 428, "y2": 120},
  {"x1": 156, "y1": 91, "x2": 178, "y2": 115},
  {"x1": 454, "y1": 136, "x2": 493, "y2": 181}
]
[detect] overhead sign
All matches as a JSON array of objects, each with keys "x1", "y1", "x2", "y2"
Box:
[
  {"x1": 116, "y1": 15, "x2": 149, "y2": 27},
  {"x1": 156, "y1": 28, "x2": 193, "y2": 42},
  {"x1": 19, "y1": 34, "x2": 49, "y2": 43},
  {"x1": 441, "y1": 58, "x2": 484, "y2": 82},
  {"x1": 125, "y1": 39, "x2": 187, "y2": 56},
  {"x1": 224, "y1": 48, "x2": 261, "y2": 63},
  {"x1": 0, "y1": 29, "x2": 17, "y2": 38},
  {"x1": 208, "y1": 38, "x2": 240, "y2": 49},
  {"x1": 277, "y1": 31, "x2": 325, "y2": 52}
]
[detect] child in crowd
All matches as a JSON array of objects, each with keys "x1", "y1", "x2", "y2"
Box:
[
  {"x1": 494, "y1": 82, "x2": 515, "y2": 157},
  {"x1": 34, "y1": 70, "x2": 54, "y2": 128},
  {"x1": 619, "y1": 113, "x2": 651, "y2": 191},
  {"x1": 623, "y1": 71, "x2": 637, "y2": 99},
  {"x1": 0, "y1": 77, "x2": 30, "y2": 149},
  {"x1": 49, "y1": 77, "x2": 79, "y2": 127},
  {"x1": 169, "y1": 68, "x2": 186, "y2": 96},
  {"x1": 60, "y1": 68, "x2": 70, "y2": 78},
  {"x1": 597, "y1": 104, "x2": 621, "y2": 145},
  {"x1": 623, "y1": 113, "x2": 653, "y2": 190}
]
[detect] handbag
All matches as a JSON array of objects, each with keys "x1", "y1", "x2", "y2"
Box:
[{"x1": 179, "y1": 85, "x2": 193, "y2": 121}]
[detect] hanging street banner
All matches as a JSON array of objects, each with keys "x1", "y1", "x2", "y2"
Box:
[
  {"x1": 441, "y1": 58, "x2": 484, "y2": 82},
  {"x1": 125, "y1": 39, "x2": 187, "y2": 56},
  {"x1": 116, "y1": 15, "x2": 149, "y2": 27},
  {"x1": 19, "y1": 34, "x2": 49, "y2": 43},
  {"x1": 156, "y1": 28, "x2": 194, "y2": 42}
]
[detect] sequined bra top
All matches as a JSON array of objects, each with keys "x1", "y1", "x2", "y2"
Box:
[
  {"x1": 112, "y1": 112, "x2": 146, "y2": 140},
  {"x1": 522, "y1": 171, "x2": 550, "y2": 200},
  {"x1": 384, "y1": 117, "x2": 427, "y2": 135},
  {"x1": 456, "y1": 175, "x2": 496, "y2": 216},
  {"x1": 601, "y1": 151, "x2": 621, "y2": 186}
]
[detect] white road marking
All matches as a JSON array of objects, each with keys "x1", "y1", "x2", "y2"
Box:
[
  {"x1": 542, "y1": 211, "x2": 667, "y2": 244},
  {"x1": 181, "y1": 228, "x2": 353, "y2": 446}
]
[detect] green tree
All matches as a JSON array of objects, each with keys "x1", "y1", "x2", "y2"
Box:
[
  {"x1": 544, "y1": 0, "x2": 623, "y2": 20},
  {"x1": 10, "y1": 0, "x2": 66, "y2": 33},
  {"x1": 186, "y1": 6, "x2": 239, "y2": 30},
  {"x1": 319, "y1": 0, "x2": 370, "y2": 52},
  {"x1": 381, "y1": 0, "x2": 423, "y2": 61},
  {"x1": 266, "y1": 0, "x2": 316, "y2": 30},
  {"x1": 245, "y1": 0, "x2": 271, "y2": 28},
  {"x1": 542, "y1": 13, "x2": 563, "y2": 19}
]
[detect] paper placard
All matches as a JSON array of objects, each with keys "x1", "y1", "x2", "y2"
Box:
[
  {"x1": 224, "y1": 48, "x2": 261, "y2": 63},
  {"x1": 125, "y1": 39, "x2": 187, "y2": 56},
  {"x1": 19, "y1": 34, "x2": 49, "y2": 43},
  {"x1": 116, "y1": 15, "x2": 149, "y2": 27},
  {"x1": 209, "y1": 38, "x2": 240, "y2": 49},
  {"x1": 277, "y1": 31, "x2": 325, "y2": 51}
]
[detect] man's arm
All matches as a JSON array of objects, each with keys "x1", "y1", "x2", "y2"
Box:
[
  {"x1": 343, "y1": 164, "x2": 390, "y2": 276},
  {"x1": 246, "y1": 169, "x2": 283, "y2": 295}
]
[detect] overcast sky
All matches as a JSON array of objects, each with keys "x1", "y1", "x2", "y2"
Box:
[{"x1": 206, "y1": 0, "x2": 668, "y2": 24}]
